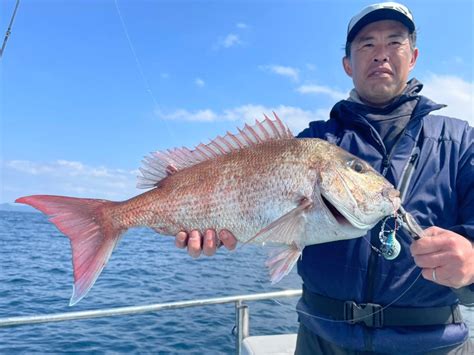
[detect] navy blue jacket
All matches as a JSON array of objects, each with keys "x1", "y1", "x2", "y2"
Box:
[{"x1": 296, "y1": 90, "x2": 474, "y2": 352}]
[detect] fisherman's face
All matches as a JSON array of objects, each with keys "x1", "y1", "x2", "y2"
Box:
[{"x1": 343, "y1": 20, "x2": 418, "y2": 107}]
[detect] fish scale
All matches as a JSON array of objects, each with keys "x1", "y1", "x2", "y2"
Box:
[{"x1": 128, "y1": 140, "x2": 316, "y2": 241}]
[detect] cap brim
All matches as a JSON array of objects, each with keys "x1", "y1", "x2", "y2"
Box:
[{"x1": 347, "y1": 8, "x2": 415, "y2": 43}]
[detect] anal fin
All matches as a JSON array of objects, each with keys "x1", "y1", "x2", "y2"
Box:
[{"x1": 265, "y1": 244, "x2": 302, "y2": 284}]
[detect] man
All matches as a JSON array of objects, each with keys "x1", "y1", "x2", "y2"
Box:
[{"x1": 175, "y1": 2, "x2": 474, "y2": 353}]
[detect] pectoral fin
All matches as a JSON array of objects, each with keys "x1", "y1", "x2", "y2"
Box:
[
  {"x1": 244, "y1": 197, "x2": 312, "y2": 246},
  {"x1": 241, "y1": 198, "x2": 310, "y2": 283}
]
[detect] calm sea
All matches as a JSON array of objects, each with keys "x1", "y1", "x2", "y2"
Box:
[
  {"x1": 0, "y1": 211, "x2": 472, "y2": 353},
  {"x1": 0, "y1": 211, "x2": 301, "y2": 353}
]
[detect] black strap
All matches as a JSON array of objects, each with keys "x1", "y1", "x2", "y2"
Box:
[{"x1": 302, "y1": 286, "x2": 463, "y2": 328}]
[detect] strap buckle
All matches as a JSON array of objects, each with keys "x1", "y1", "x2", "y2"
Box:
[{"x1": 344, "y1": 301, "x2": 384, "y2": 328}]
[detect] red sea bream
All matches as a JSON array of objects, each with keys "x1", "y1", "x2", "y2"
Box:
[{"x1": 16, "y1": 114, "x2": 400, "y2": 305}]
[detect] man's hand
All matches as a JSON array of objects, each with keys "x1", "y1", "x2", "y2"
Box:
[
  {"x1": 410, "y1": 226, "x2": 474, "y2": 288},
  {"x1": 175, "y1": 229, "x2": 238, "y2": 258}
]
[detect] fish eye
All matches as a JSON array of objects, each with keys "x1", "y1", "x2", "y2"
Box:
[{"x1": 348, "y1": 159, "x2": 365, "y2": 173}]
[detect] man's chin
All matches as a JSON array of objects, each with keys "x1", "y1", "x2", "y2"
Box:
[{"x1": 360, "y1": 84, "x2": 405, "y2": 107}]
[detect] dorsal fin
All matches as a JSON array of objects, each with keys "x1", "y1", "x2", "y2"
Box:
[{"x1": 137, "y1": 112, "x2": 293, "y2": 189}]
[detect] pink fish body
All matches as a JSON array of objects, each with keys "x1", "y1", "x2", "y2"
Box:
[{"x1": 17, "y1": 114, "x2": 400, "y2": 305}]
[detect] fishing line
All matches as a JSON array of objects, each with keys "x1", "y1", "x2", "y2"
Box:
[
  {"x1": 113, "y1": 0, "x2": 175, "y2": 140},
  {"x1": 362, "y1": 235, "x2": 385, "y2": 255},
  {"x1": 0, "y1": 0, "x2": 20, "y2": 58},
  {"x1": 113, "y1": 0, "x2": 157, "y2": 107},
  {"x1": 234, "y1": 234, "x2": 425, "y2": 325},
  {"x1": 272, "y1": 269, "x2": 424, "y2": 324}
]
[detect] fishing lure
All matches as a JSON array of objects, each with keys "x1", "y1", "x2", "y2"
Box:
[{"x1": 378, "y1": 212, "x2": 403, "y2": 260}]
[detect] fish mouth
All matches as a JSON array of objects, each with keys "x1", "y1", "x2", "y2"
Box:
[
  {"x1": 321, "y1": 195, "x2": 353, "y2": 227},
  {"x1": 321, "y1": 194, "x2": 372, "y2": 230}
]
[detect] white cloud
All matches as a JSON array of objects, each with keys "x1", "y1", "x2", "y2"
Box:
[
  {"x1": 259, "y1": 105, "x2": 329, "y2": 134},
  {"x1": 421, "y1": 74, "x2": 474, "y2": 126},
  {"x1": 6, "y1": 160, "x2": 55, "y2": 175},
  {"x1": 4, "y1": 159, "x2": 138, "y2": 202},
  {"x1": 215, "y1": 22, "x2": 249, "y2": 49},
  {"x1": 155, "y1": 104, "x2": 329, "y2": 134},
  {"x1": 218, "y1": 33, "x2": 242, "y2": 48},
  {"x1": 260, "y1": 65, "x2": 300, "y2": 82},
  {"x1": 195, "y1": 77, "x2": 205, "y2": 87},
  {"x1": 296, "y1": 84, "x2": 348, "y2": 101},
  {"x1": 155, "y1": 108, "x2": 217, "y2": 122}
]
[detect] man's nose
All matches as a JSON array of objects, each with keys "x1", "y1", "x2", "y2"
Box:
[{"x1": 373, "y1": 45, "x2": 389, "y2": 62}]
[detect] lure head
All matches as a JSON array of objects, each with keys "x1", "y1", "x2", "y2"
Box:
[{"x1": 381, "y1": 237, "x2": 401, "y2": 260}]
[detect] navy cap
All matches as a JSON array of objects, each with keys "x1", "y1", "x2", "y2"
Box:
[{"x1": 347, "y1": 2, "x2": 415, "y2": 43}]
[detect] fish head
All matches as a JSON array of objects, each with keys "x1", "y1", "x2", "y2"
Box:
[{"x1": 316, "y1": 142, "x2": 401, "y2": 234}]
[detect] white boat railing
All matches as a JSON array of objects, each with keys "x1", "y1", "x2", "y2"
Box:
[{"x1": 0, "y1": 289, "x2": 302, "y2": 355}]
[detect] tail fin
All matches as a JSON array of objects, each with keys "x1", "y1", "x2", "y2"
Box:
[{"x1": 15, "y1": 195, "x2": 126, "y2": 306}]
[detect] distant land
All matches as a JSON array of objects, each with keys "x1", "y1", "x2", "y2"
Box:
[{"x1": 0, "y1": 203, "x2": 39, "y2": 213}]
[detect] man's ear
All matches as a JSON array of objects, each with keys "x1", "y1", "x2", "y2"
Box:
[
  {"x1": 343, "y1": 56, "x2": 353, "y2": 77},
  {"x1": 409, "y1": 48, "x2": 419, "y2": 71}
]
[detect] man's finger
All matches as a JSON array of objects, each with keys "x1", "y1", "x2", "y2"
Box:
[
  {"x1": 188, "y1": 230, "x2": 202, "y2": 258},
  {"x1": 421, "y1": 267, "x2": 446, "y2": 285},
  {"x1": 218, "y1": 229, "x2": 238, "y2": 250},
  {"x1": 175, "y1": 231, "x2": 188, "y2": 249},
  {"x1": 412, "y1": 251, "x2": 447, "y2": 269},
  {"x1": 410, "y1": 231, "x2": 447, "y2": 256},
  {"x1": 203, "y1": 229, "x2": 217, "y2": 256}
]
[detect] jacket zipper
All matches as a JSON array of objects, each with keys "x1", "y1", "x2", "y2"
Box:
[
  {"x1": 364, "y1": 131, "x2": 420, "y2": 301},
  {"x1": 397, "y1": 147, "x2": 420, "y2": 202},
  {"x1": 361, "y1": 114, "x2": 423, "y2": 351}
]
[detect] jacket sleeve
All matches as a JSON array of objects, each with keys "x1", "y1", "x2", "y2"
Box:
[
  {"x1": 297, "y1": 122, "x2": 321, "y2": 138},
  {"x1": 296, "y1": 120, "x2": 333, "y2": 139},
  {"x1": 451, "y1": 122, "x2": 474, "y2": 305},
  {"x1": 450, "y1": 122, "x2": 474, "y2": 240}
]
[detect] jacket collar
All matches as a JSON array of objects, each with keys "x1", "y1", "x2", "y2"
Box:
[
  {"x1": 346, "y1": 78, "x2": 422, "y2": 107},
  {"x1": 330, "y1": 78, "x2": 446, "y2": 126}
]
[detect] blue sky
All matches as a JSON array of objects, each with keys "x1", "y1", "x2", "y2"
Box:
[{"x1": 1, "y1": 0, "x2": 473, "y2": 203}]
